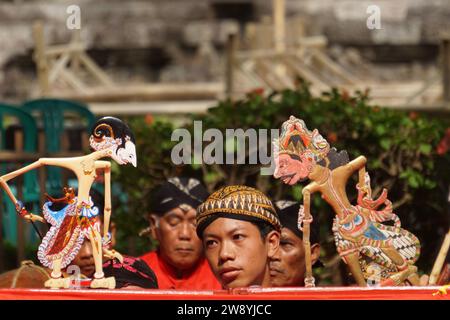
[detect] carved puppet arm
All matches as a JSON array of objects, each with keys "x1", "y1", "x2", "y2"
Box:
[
  {"x1": 0, "y1": 159, "x2": 54, "y2": 223},
  {"x1": 347, "y1": 156, "x2": 372, "y2": 197},
  {"x1": 94, "y1": 161, "x2": 123, "y2": 263},
  {"x1": 348, "y1": 156, "x2": 368, "y2": 187},
  {"x1": 94, "y1": 161, "x2": 112, "y2": 245}
]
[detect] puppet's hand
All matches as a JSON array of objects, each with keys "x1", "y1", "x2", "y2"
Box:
[
  {"x1": 356, "y1": 184, "x2": 370, "y2": 196},
  {"x1": 23, "y1": 213, "x2": 45, "y2": 223},
  {"x1": 102, "y1": 232, "x2": 112, "y2": 249},
  {"x1": 15, "y1": 201, "x2": 45, "y2": 223},
  {"x1": 15, "y1": 200, "x2": 27, "y2": 216},
  {"x1": 104, "y1": 248, "x2": 123, "y2": 263}
]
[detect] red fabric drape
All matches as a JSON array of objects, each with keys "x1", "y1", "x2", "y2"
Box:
[{"x1": 0, "y1": 287, "x2": 447, "y2": 300}]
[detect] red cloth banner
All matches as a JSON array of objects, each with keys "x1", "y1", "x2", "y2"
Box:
[{"x1": 0, "y1": 286, "x2": 448, "y2": 300}]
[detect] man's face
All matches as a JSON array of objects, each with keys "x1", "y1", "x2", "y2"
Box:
[
  {"x1": 269, "y1": 228, "x2": 320, "y2": 287},
  {"x1": 70, "y1": 239, "x2": 96, "y2": 278},
  {"x1": 269, "y1": 228, "x2": 306, "y2": 287},
  {"x1": 154, "y1": 208, "x2": 203, "y2": 272},
  {"x1": 274, "y1": 153, "x2": 313, "y2": 185},
  {"x1": 202, "y1": 218, "x2": 275, "y2": 289}
]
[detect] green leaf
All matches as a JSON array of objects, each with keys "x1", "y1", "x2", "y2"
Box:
[
  {"x1": 375, "y1": 124, "x2": 386, "y2": 135},
  {"x1": 291, "y1": 185, "x2": 303, "y2": 201},
  {"x1": 419, "y1": 144, "x2": 432, "y2": 155},
  {"x1": 380, "y1": 139, "x2": 391, "y2": 150}
]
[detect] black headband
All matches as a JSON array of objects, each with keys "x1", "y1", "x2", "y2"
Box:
[
  {"x1": 275, "y1": 200, "x2": 323, "y2": 268},
  {"x1": 151, "y1": 177, "x2": 209, "y2": 216},
  {"x1": 275, "y1": 200, "x2": 320, "y2": 244}
]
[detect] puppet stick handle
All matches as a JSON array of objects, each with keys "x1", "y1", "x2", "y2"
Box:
[
  {"x1": 30, "y1": 221, "x2": 43, "y2": 239},
  {"x1": 429, "y1": 228, "x2": 450, "y2": 285},
  {"x1": 302, "y1": 190, "x2": 315, "y2": 287},
  {"x1": 103, "y1": 165, "x2": 112, "y2": 242}
]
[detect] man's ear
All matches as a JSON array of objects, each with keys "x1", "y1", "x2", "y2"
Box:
[
  {"x1": 148, "y1": 214, "x2": 160, "y2": 241},
  {"x1": 266, "y1": 230, "x2": 280, "y2": 259},
  {"x1": 310, "y1": 243, "x2": 321, "y2": 266}
]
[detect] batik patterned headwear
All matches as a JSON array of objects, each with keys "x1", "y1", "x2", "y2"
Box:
[
  {"x1": 151, "y1": 177, "x2": 209, "y2": 216},
  {"x1": 273, "y1": 116, "x2": 330, "y2": 163},
  {"x1": 196, "y1": 185, "x2": 281, "y2": 237}
]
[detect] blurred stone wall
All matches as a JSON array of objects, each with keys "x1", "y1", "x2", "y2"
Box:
[
  {"x1": 0, "y1": 0, "x2": 448, "y2": 100},
  {"x1": 257, "y1": 0, "x2": 450, "y2": 45}
]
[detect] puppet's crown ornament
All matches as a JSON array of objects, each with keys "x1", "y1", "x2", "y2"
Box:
[
  {"x1": 274, "y1": 116, "x2": 330, "y2": 163},
  {"x1": 89, "y1": 116, "x2": 137, "y2": 167}
]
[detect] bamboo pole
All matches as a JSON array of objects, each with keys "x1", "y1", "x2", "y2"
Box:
[
  {"x1": 226, "y1": 33, "x2": 238, "y2": 100},
  {"x1": 48, "y1": 53, "x2": 70, "y2": 84},
  {"x1": 429, "y1": 228, "x2": 450, "y2": 285},
  {"x1": 441, "y1": 36, "x2": 450, "y2": 103},
  {"x1": 32, "y1": 21, "x2": 50, "y2": 96},
  {"x1": 78, "y1": 52, "x2": 114, "y2": 87},
  {"x1": 273, "y1": 0, "x2": 285, "y2": 53},
  {"x1": 70, "y1": 29, "x2": 82, "y2": 73}
]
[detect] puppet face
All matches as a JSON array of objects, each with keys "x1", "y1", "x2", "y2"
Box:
[
  {"x1": 89, "y1": 117, "x2": 137, "y2": 167},
  {"x1": 274, "y1": 153, "x2": 314, "y2": 185},
  {"x1": 273, "y1": 116, "x2": 329, "y2": 185},
  {"x1": 112, "y1": 137, "x2": 137, "y2": 167}
]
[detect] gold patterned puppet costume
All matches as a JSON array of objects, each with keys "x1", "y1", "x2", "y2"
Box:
[
  {"x1": 273, "y1": 116, "x2": 421, "y2": 287},
  {"x1": 37, "y1": 188, "x2": 101, "y2": 270}
]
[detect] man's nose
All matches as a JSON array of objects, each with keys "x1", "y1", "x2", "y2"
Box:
[
  {"x1": 178, "y1": 222, "x2": 192, "y2": 240},
  {"x1": 79, "y1": 242, "x2": 94, "y2": 259},
  {"x1": 270, "y1": 246, "x2": 282, "y2": 262},
  {"x1": 218, "y1": 241, "x2": 235, "y2": 264}
]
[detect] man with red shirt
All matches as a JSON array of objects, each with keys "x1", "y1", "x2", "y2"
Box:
[{"x1": 140, "y1": 177, "x2": 221, "y2": 290}]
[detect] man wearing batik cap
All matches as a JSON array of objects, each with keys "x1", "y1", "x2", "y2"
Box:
[
  {"x1": 196, "y1": 185, "x2": 281, "y2": 289},
  {"x1": 269, "y1": 200, "x2": 322, "y2": 287},
  {"x1": 140, "y1": 177, "x2": 221, "y2": 290}
]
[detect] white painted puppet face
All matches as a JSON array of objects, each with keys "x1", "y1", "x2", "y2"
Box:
[{"x1": 89, "y1": 117, "x2": 137, "y2": 167}]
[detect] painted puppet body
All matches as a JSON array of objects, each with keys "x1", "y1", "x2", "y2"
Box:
[
  {"x1": 274, "y1": 116, "x2": 421, "y2": 287},
  {"x1": 0, "y1": 117, "x2": 136, "y2": 289}
]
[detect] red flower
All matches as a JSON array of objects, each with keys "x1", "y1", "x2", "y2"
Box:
[
  {"x1": 327, "y1": 132, "x2": 338, "y2": 144},
  {"x1": 145, "y1": 114, "x2": 154, "y2": 125},
  {"x1": 248, "y1": 87, "x2": 265, "y2": 96},
  {"x1": 409, "y1": 112, "x2": 419, "y2": 120},
  {"x1": 437, "y1": 128, "x2": 450, "y2": 155}
]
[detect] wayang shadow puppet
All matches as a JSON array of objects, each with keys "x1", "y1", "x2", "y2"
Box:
[
  {"x1": 273, "y1": 116, "x2": 421, "y2": 287},
  {"x1": 0, "y1": 117, "x2": 136, "y2": 289}
]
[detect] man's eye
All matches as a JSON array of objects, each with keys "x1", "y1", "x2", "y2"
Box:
[
  {"x1": 205, "y1": 240, "x2": 217, "y2": 248},
  {"x1": 281, "y1": 241, "x2": 294, "y2": 249},
  {"x1": 168, "y1": 219, "x2": 181, "y2": 226},
  {"x1": 233, "y1": 234, "x2": 245, "y2": 241}
]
